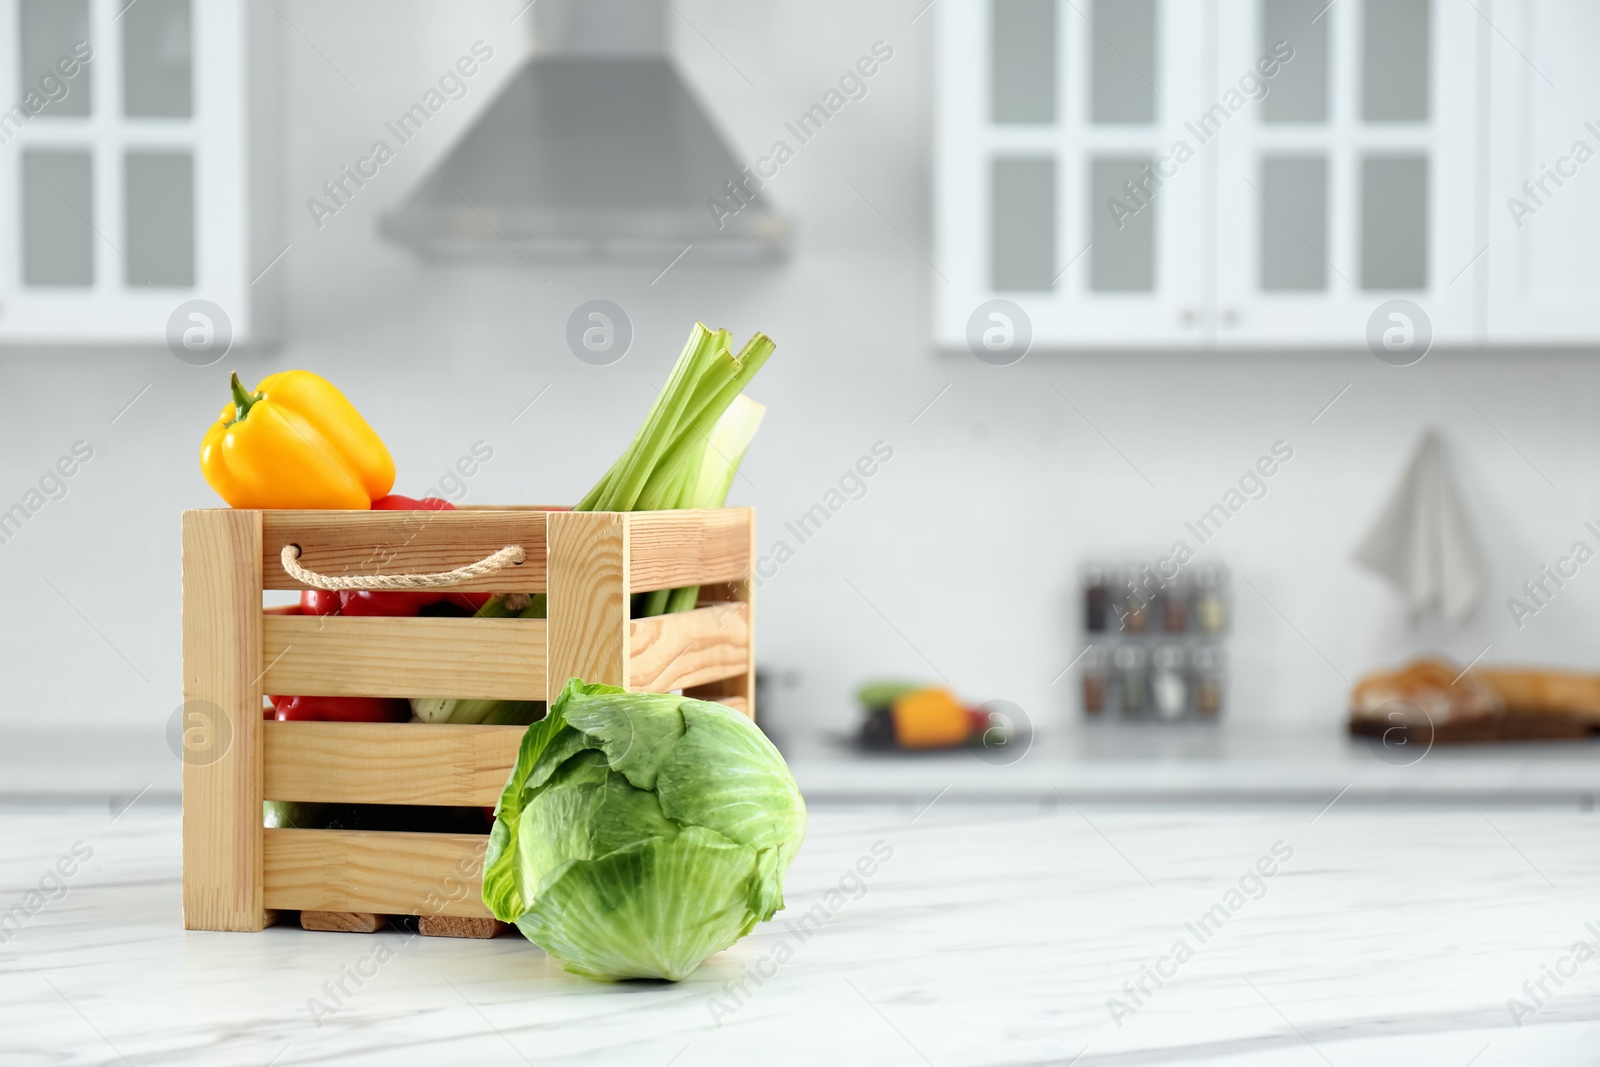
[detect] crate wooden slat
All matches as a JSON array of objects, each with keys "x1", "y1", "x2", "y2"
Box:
[
  {"x1": 627, "y1": 508, "x2": 751, "y2": 592},
  {"x1": 547, "y1": 511, "x2": 629, "y2": 689},
  {"x1": 263, "y1": 722, "x2": 526, "y2": 805},
  {"x1": 264, "y1": 829, "x2": 492, "y2": 917},
  {"x1": 262, "y1": 616, "x2": 547, "y2": 699},
  {"x1": 261, "y1": 510, "x2": 548, "y2": 592},
  {"x1": 629, "y1": 603, "x2": 751, "y2": 693},
  {"x1": 684, "y1": 513, "x2": 757, "y2": 714}
]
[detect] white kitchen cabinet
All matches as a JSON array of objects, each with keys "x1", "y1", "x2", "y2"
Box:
[
  {"x1": 1481, "y1": 0, "x2": 1600, "y2": 344},
  {"x1": 935, "y1": 0, "x2": 1589, "y2": 351},
  {"x1": 0, "y1": 0, "x2": 278, "y2": 346},
  {"x1": 1211, "y1": 0, "x2": 1481, "y2": 347},
  {"x1": 935, "y1": 0, "x2": 1208, "y2": 349}
]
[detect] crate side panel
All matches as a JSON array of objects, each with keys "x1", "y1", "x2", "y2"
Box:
[
  {"x1": 262, "y1": 616, "x2": 546, "y2": 699},
  {"x1": 263, "y1": 722, "x2": 525, "y2": 805},
  {"x1": 626, "y1": 508, "x2": 751, "y2": 592},
  {"x1": 629, "y1": 603, "x2": 750, "y2": 693},
  {"x1": 263, "y1": 829, "x2": 492, "y2": 918},
  {"x1": 259, "y1": 510, "x2": 547, "y2": 592}
]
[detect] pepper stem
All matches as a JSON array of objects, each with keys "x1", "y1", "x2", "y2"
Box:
[{"x1": 230, "y1": 372, "x2": 262, "y2": 424}]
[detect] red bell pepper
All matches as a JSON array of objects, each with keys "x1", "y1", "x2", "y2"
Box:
[
  {"x1": 362, "y1": 493, "x2": 491, "y2": 612},
  {"x1": 342, "y1": 589, "x2": 433, "y2": 616},
  {"x1": 371, "y1": 493, "x2": 454, "y2": 511},
  {"x1": 298, "y1": 585, "x2": 489, "y2": 617},
  {"x1": 270, "y1": 492, "x2": 498, "y2": 723},
  {"x1": 298, "y1": 490, "x2": 491, "y2": 615},
  {"x1": 265, "y1": 604, "x2": 408, "y2": 722},
  {"x1": 268, "y1": 693, "x2": 410, "y2": 722},
  {"x1": 299, "y1": 588, "x2": 343, "y2": 616}
]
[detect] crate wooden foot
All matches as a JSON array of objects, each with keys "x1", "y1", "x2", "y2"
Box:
[
  {"x1": 301, "y1": 910, "x2": 384, "y2": 933},
  {"x1": 420, "y1": 915, "x2": 506, "y2": 939}
]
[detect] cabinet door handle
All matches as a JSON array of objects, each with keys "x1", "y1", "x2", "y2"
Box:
[
  {"x1": 1180, "y1": 307, "x2": 1197, "y2": 326},
  {"x1": 1221, "y1": 308, "x2": 1240, "y2": 327}
]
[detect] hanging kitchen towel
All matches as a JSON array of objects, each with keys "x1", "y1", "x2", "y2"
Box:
[{"x1": 1354, "y1": 428, "x2": 1488, "y2": 626}]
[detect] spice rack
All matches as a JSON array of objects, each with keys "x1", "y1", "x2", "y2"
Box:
[{"x1": 1078, "y1": 561, "x2": 1230, "y2": 722}]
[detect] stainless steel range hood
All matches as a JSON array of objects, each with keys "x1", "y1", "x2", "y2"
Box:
[{"x1": 380, "y1": 0, "x2": 788, "y2": 264}]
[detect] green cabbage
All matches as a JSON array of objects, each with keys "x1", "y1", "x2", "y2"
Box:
[{"x1": 483, "y1": 679, "x2": 807, "y2": 981}]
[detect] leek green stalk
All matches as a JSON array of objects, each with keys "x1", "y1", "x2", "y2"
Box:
[
  {"x1": 640, "y1": 393, "x2": 765, "y2": 616},
  {"x1": 420, "y1": 324, "x2": 773, "y2": 726},
  {"x1": 577, "y1": 324, "x2": 772, "y2": 617}
]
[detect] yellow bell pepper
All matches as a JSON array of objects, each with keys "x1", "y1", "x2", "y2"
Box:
[{"x1": 200, "y1": 371, "x2": 395, "y2": 509}]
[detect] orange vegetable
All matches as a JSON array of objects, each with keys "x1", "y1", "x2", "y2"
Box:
[{"x1": 891, "y1": 687, "x2": 970, "y2": 748}]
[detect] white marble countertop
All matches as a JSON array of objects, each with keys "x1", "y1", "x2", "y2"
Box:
[{"x1": 3, "y1": 801, "x2": 1599, "y2": 1066}]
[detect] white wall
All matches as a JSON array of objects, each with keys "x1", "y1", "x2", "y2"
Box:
[{"x1": 4, "y1": 0, "x2": 1600, "y2": 744}]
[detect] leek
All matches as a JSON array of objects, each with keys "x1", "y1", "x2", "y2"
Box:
[
  {"x1": 430, "y1": 324, "x2": 772, "y2": 727},
  {"x1": 577, "y1": 323, "x2": 772, "y2": 617},
  {"x1": 643, "y1": 394, "x2": 765, "y2": 616}
]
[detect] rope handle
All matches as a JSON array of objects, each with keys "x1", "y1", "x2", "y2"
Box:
[{"x1": 281, "y1": 543, "x2": 525, "y2": 591}]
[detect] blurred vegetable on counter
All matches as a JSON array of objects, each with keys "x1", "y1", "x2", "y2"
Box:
[{"x1": 855, "y1": 681, "x2": 1016, "y2": 752}]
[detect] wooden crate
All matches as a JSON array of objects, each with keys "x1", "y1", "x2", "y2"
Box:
[{"x1": 181, "y1": 507, "x2": 755, "y2": 932}]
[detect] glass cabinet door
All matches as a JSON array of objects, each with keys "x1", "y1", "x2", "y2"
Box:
[
  {"x1": 1211, "y1": 0, "x2": 1480, "y2": 347},
  {"x1": 0, "y1": 0, "x2": 251, "y2": 342},
  {"x1": 936, "y1": 0, "x2": 1208, "y2": 350}
]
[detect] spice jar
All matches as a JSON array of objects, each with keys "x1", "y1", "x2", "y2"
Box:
[
  {"x1": 1118, "y1": 568, "x2": 1150, "y2": 635},
  {"x1": 1083, "y1": 565, "x2": 1110, "y2": 634},
  {"x1": 1081, "y1": 646, "x2": 1108, "y2": 716},
  {"x1": 1151, "y1": 645, "x2": 1188, "y2": 720},
  {"x1": 1113, "y1": 645, "x2": 1147, "y2": 717},
  {"x1": 1161, "y1": 576, "x2": 1189, "y2": 633},
  {"x1": 1193, "y1": 645, "x2": 1224, "y2": 719},
  {"x1": 1194, "y1": 565, "x2": 1228, "y2": 636}
]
